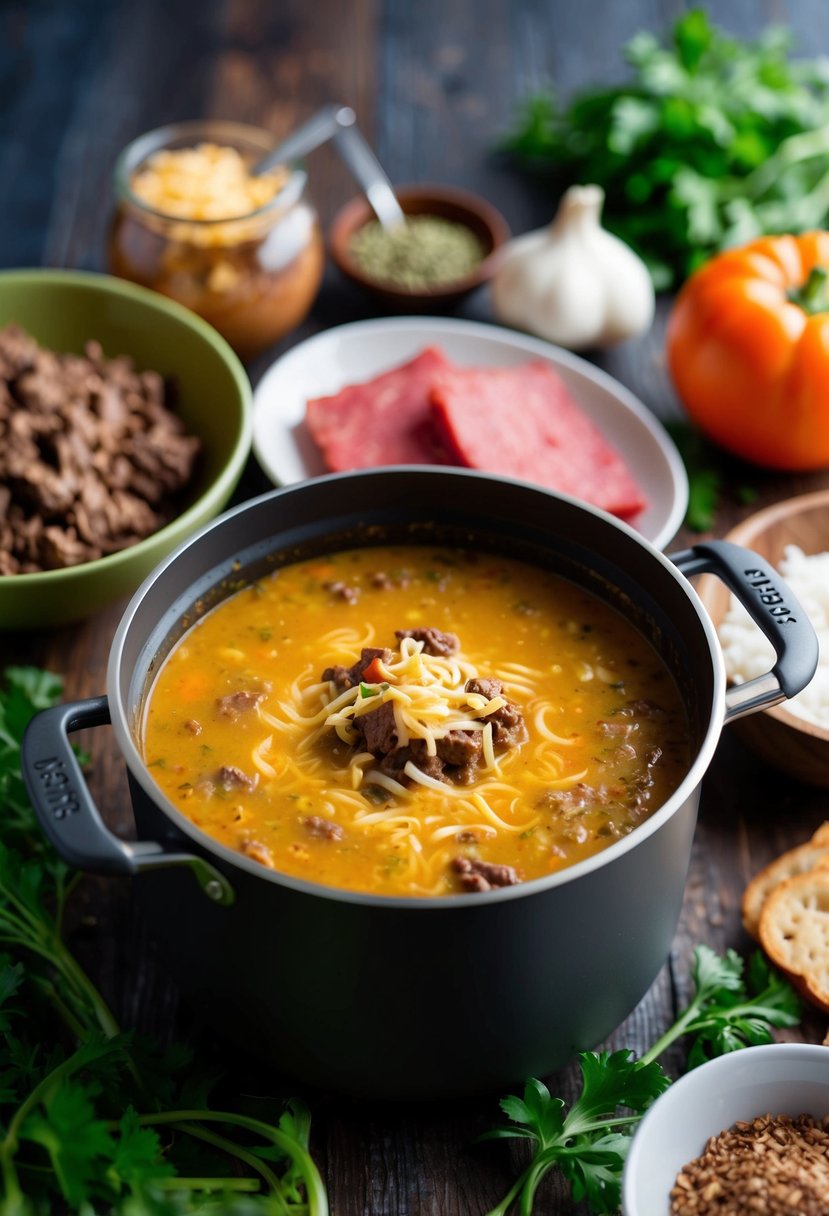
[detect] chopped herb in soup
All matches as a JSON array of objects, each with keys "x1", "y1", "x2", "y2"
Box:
[{"x1": 142, "y1": 546, "x2": 690, "y2": 897}]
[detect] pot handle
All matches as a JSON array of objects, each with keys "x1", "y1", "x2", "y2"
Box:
[
  {"x1": 21, "y1": 696, "x2": 235, "y2": 905},
  {"x1": 670, "y1": 538, "x2": 819, "y2": 724}
]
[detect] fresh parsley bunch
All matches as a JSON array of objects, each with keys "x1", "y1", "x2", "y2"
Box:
[
  {"x1": 483, "y1": 1053, "x2": 668, "y2": 1215},
  {"x1": 502, "y1": 9, "x2": 829, "y2": 288},
  {"x1": 0, "y1": 667, "x2": 328, "y2": 1216},
  {"x1": 484, "y1": 945, "x2": 802, "y2": 1214}
]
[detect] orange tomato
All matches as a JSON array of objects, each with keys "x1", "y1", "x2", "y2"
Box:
[{"x1": 666, "y1": 231, "x2": 829, "y2": 470}]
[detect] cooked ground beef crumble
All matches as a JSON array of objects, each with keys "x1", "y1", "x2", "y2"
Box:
[{"x1": 0, "y1": 324, "x2": 201, "y2": 573}]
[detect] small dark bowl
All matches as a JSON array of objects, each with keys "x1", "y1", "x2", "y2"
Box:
[{"x1": 328, "y1": 183, "x2": 509, "y2": 311}]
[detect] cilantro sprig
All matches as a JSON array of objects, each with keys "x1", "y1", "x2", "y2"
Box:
[
  {"x1": 483, "y1": 1054, "x2": 668, "y2": 1215},
  {"x1": 485, "y1": 945, "x2": 801, "y2": 1214},
  {"x1": 0, "y1": 667, "x2": 329, "y2": 1215},
  {"x1": 502, "y1": 9, "x2": 829, "y2": 288},
  {"x1": 643, "y1": 945, "x2": 801, "y2": 1069}
]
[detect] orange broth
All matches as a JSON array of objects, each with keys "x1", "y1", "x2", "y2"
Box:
[{"x1": 142, "y1": 545, "x2": 690, "y2": 896}]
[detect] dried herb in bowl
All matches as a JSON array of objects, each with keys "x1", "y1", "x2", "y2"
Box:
[{"x1": 348, "y1": 214, "x2": 485, "y2": 290}]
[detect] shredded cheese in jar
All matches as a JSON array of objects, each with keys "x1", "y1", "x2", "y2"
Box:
[{"x1": 130, "y1": 142, "x2": 289, "y2": 246}]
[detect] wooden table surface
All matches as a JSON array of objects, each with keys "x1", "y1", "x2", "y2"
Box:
[{"x1": 4, "y1": 1, "x2": 829, "y2": 1212}]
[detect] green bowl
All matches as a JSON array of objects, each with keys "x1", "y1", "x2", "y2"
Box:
[{"x1": 0, "y1": 269, "x2": 252, "y2": 630}]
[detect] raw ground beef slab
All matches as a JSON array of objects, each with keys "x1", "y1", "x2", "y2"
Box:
[
  {"x1": 305, "y1": 345, "x2": 454, "y2": 470},
  {"x1": 429, "y1": 360, "x2": 647, "y2": 519}
]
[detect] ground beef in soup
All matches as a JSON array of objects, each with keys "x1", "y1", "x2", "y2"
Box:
[
  {"x1": 465, "y1": 677, "x2": 528, "y2": 747},
  {"x1": 451, "y1": 856, "x2": 521, "y2": 892},
  {"x1": 357, "y1": 700, "x2": 398, "y2": 755},
  {"x1": 217, "y1": 765, "x2": 257, "y2": 792},
  {"x1": 326, "y1": 634, "x2": 527, "y2": 788},
  {"x1": 395, "y1": 627, "x2": 459, "y2": 656},
  {"x1": 303, "y1": 815, "x2": 344, "y2": 841},
  {"x1": 216, "y1": 688, "x2": 268, "y2": 719},
  {"x1": 324, "y1": 580, "x2": 361, "y2": 603},
  {"x1": 378, "y1": 743, "x2": 449, "y2": 784}
]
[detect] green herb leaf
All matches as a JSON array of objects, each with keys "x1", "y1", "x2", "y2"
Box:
[
  {"x1": 278, "y1": 1098, "x2": 312, "y2": 1150},
  {"x1": 111, "y1": 1107, "x2": 176, "y2": 1193},
  {"x1": 683, "y1": 947, "x2": 802, "y2": 1067},
  {"x1": 692, "y1": 943, "x2": 744, "y2": 998},
  {"x1": 0, "y1": 665, "x2": 329, "y2": 1216},
  {"x1": 559, "y1": 1130, "x2": 631, "y2": 1214},
  {"x1": 566, "y1": 1051, "x2": 669, "y2": 1132},
  {"x1": 643, "y1": 945, "x2": 801, "y2": 1070},
  {"x1": 501, "y1": 9, "x2": 829, "y2": 286},
  {"x1": 504, "y1": 1078, "x2": 566, "y2": 1144},
  {"x1": 0, "y1": 957, "x2": 24, "y2": 1032},
  {"x1": 486, "y1": 945, "x2": 801, "y2": 1214},
  {"x1": 20, "y1": 1071, "x2": 119, "y2": 1203}
]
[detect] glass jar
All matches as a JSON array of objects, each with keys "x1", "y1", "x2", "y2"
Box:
[{"x1": 108, "y1": 121, "x2": 325, "y2": 361}]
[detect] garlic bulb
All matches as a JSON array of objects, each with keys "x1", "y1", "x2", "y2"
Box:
[{"x1": 490, "y1": 185, "x2": 654, "y2": 350}]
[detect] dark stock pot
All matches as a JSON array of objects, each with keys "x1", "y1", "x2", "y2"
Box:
[{"x1": 21, "y1": 469, "x2": 819, "y2": 1100}]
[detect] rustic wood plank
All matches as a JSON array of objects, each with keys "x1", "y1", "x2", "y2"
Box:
[
  {"x1": 40, "y1": 0, "x2": 228, "y2": 271},
  {"x1": 5, "y1": 2, "x2": 829, "y2": 1213},
  {"x1": 0, "y1": 0, "x2": 117, "y2": 267}
]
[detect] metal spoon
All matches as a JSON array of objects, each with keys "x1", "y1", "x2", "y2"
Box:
[
  {"x1": 252, "y1": 104, "x2": 405, "y2": 230},
  {"x1": 332, "y1": 119, "x2": 406, "y2": 231}
]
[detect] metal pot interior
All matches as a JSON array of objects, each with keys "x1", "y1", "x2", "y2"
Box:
[{"x1": 110, "y1": 469, "x2": 723, "y2": 860}]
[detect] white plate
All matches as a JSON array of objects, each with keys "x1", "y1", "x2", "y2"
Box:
[{"x1": 252, "y1": 317, "x2": 688, "y2": 549}]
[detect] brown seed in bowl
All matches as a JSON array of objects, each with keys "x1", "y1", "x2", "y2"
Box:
[{"x1": 670, "y1": 1113, "x2": 829, "y2": 1216}]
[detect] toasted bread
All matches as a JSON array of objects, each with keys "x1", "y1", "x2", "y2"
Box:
[
  {"x1": 758, "y1": 870, "x2": 829, "y2": 1013},
  {"x1": 742, "y1": 835, "x2": 829, "y2": 940}
]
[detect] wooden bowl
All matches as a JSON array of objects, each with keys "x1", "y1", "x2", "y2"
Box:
[
  {"x1": 696, "y1": 489, "x2": 829, "y2": 787},
  {"x1": 328, "y1": 183, "x2": 509, "y2": 311}
]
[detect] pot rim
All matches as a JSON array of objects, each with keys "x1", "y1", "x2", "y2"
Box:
[{"x1": 107, "y1": 466, "x2": 727, "y2": 909}]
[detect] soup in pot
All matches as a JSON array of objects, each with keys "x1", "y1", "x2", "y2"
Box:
[{"x1": 142, "y1": 545, "x2": 690, "y2": 896}]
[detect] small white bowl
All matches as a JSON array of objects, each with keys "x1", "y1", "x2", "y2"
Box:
[{"x1": 622, "y1": 1043, "x2": 829, "y2": 1216}]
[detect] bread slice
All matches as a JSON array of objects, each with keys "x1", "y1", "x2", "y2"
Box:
[
  {"x1": 758, "y1": 870, "x2": 829, "y2": 1013},
  {"x1": 742, "y1": 834, "x2": 829, "y2": 940}
]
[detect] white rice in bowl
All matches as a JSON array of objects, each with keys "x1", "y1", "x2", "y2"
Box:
[{"x1": 717, "y1": 545, "x2": 828, "y2": 730}]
